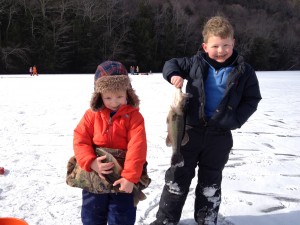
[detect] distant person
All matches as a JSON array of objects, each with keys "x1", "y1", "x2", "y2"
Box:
[
  {"x1": 29, "y1": 67, "x2": 33, "y2": 76},
  {"x1": 74, "y1": 61, "x2": 149, "y2": 225},
  {"x1": 130, "y1": 65, "x2": 134, "y2": 75},
  {"x1": 136, "y1": 66, "x2": 139, "y2": 74},
  {"x1": 150, "y1": 16, "x2": 262, "y2": 225},
  {"x1": 32, "y1": 65, "x2": 38, "y2": 76}
]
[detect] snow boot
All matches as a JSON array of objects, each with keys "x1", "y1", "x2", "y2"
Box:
[{"x1": 150, "y1": 219, "x2": 178, "y2": 225}]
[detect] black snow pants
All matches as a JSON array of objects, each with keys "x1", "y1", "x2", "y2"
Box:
[{"x1": 155, "y1": 125, "x2": 233, "y2": 225}]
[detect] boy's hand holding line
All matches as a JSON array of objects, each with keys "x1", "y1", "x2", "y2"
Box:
[{"x1": 171, "y1": 75, "x2": 184, "y2": 88}]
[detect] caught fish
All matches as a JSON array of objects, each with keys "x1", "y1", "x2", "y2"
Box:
[
  {"x1": 95, "y1": 148, "x2": 147, "y2": 206},
  {"x1": 166, "y1": 88, "x2": 192, "y2": 166}
]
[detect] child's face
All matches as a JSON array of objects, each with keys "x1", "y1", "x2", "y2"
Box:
[
  {"x1": 202, "y1": 36, "x2": 235, "y2": 63},
  {"x1": 102, "y1": 90, "x2": 127, "y2": 111}
]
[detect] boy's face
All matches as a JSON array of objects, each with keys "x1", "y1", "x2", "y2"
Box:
[
  {"x1": 202, "y1": 36, "x2": 235, "y2": 63},
  {"x1": 102, "y1": 90, "x2": 127, "y2": 111}
]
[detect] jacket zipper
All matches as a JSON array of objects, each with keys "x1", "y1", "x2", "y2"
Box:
[
  {"x1": 107, "y1": 117, "x2": 113, "y2": 147},
  {"x1": 216, "y1": 70, "x2": 239, "y2": 111},
  {"x1": 200, "y1": 78, "x2": 208, "y2": 126}
]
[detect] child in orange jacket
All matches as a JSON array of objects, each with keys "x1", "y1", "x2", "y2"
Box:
[
  {"x1": 32, "y1": 65, "x2": 38, "y2": 76},
  {"x1": 73, "y1": 61, "x2": 147, "y2": 225}
]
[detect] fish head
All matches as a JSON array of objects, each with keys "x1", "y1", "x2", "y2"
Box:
[{"x1": 171, "y1": 88, "x2": 192, "y2": 115}]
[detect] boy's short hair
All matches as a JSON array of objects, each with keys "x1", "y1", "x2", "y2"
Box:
[{"x1": 202, "y1": 16, "x2": 234, "y2": 43}]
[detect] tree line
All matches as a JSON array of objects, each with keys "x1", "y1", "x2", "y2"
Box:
[{"x1": 0, "y1": 0, "x2": 299, "y2": 74}]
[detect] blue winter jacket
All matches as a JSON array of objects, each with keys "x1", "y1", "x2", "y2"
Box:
[{"x1": 162, "y1": 51, "x2": 262, "y2": 130}]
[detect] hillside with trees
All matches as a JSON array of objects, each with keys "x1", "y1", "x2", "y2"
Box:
[{"x1": 0, "y1": 0, "x2": 299, "y2": 73}]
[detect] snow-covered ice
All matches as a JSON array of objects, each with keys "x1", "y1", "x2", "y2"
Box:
[{"x1": 0, "y1": 71, "x2": 299, "y2": 225}]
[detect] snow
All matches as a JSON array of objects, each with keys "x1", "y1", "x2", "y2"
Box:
[{"x1": 0, "y1": 71, "x2": 300, "y2": 225}]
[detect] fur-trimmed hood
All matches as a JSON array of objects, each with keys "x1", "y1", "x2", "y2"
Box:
[{"x1": 90, "y1": 75, "x2": 140, "y2": 111}]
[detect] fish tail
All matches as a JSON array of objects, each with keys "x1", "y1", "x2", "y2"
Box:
[
  {"x1": 133, "y1": 187, "x2": 147, "y2": 206},
  {"x1": 136, "y1": 189, "x2": 147, "y2": 201},
  {"x1": 171, "y1": 153, "x2": 184, "y2": 166}
]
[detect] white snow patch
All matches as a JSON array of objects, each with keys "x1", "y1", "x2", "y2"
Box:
[{"x1": 1, "y1": 72, "x2": 300, "y2": 225}]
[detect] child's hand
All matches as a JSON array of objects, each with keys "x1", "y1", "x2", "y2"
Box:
[
  {"x1": 171, "y1": 76, "x2": 184, "y2": 88},
  {"x1": 113, "y1": 178, "x2": 134, "y2": 193},
  {"x1": 90, "y1": 155, "x2": 114, "y2": 179}
]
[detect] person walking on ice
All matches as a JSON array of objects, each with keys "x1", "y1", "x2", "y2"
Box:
[
  {"x1": 32, "y1": 65, "x2": 38, "y2": 76},
  {"x1": 29, "y1": 67, "x2": 33, "y2": 76}
]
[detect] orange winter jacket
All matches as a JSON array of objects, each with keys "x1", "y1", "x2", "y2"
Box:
[{"x1": 73, "y1": 105, "x2": 147, "y2": 184}]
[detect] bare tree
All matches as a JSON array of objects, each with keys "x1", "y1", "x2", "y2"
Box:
[
  {"x1": 36, "y1": 0, "x2": 51, "y2": 19},
  {"x1": 72, "y1": 0, "x2": 105, "y2": 22},
  {"x1": 0, "y1": 46, "x2": 30, "y2": 71},
  {"x1": 101, "y1": 0, "x2": 131, "y2": 59}
]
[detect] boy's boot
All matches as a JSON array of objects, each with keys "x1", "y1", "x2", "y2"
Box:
[
  {"x1": 150, "y1": 219, "x2": 178, "y2": 225},
  {"x1": 196, "y1": 207, "x2": 218, "y2": 225},
  {"x1": 196, "y1": 209, "x2": 206, "y2": 225}
]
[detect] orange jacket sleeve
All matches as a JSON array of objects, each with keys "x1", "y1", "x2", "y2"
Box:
[
  {"x1": 73, "y1": 109, "x2": 97, "y2": 172},
  {"x1": 121, "y1": 110, "x2": 147, "y2": 183}
]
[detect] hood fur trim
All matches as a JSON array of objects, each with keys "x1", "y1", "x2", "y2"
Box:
[{"x1": 90, "y1": 75, "x2": 140, "y2": 111}]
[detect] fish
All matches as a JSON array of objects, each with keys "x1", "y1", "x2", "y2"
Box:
[
  {"x1": 166, "y1": 88, "x2": 192, "y2": 167},
  {"x1": 95, "y1": 148, "x2": 147, "y2": 206}
]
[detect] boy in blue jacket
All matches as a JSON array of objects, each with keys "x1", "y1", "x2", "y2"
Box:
[{"x1": 151, "y1": 16, "x2": 262, "y2": 225}]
